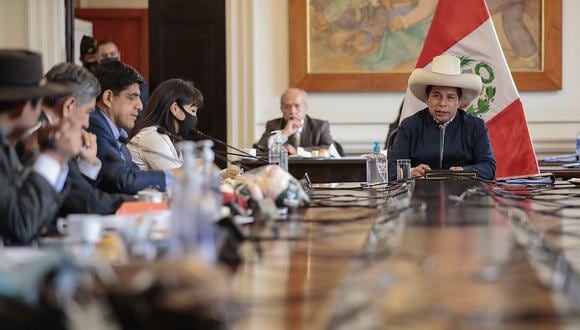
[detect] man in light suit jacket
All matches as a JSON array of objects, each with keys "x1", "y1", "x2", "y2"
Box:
[
  {"x1": 88, "y1": 60, "x2": 171, "y2": 194},
  {"x1": 255, "y1": 88, "x2": 334, "y2": 155}
]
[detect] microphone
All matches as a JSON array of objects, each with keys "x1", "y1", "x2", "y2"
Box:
[
  {"x1": 119, "y1": 134, "x2": 245, "y2": 171},
  {"x1": 154, "y1": 128, "x2": 252, "y2": 170},
  {"x1": 157, "y1": 127, "x2": 270, "y2": 165},
  {"x1": 190, "y1": 128, "x2": 270, "y2": 165}
]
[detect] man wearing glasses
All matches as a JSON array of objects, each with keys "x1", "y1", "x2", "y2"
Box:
[{"x1": 255, "y1": 88, "x2": 334, "y2": 155}]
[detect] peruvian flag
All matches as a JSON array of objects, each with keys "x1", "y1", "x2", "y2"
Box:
[{"x1": 401, "y1": 0, "x2": 539, "y2": 179}]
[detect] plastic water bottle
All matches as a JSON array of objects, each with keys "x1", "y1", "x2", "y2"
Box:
[
  {"x1": 169, "y1": 140, "x2": 220, "y2": 262},
  {"x1": 196, "y1": 140, "x2": 221, "y2": 262},
  {"x1": 366, "y1": 141, "x2": 387, "y2": 185},
  {"x1": 269, "y1": 130, "x2": 288, "y2": 171},
  {"x1": 576, "y1": 132, "x2": 580, "y2": 160},
  {"x1": 168, "y1": 141, "x2": 201, "y2": 258}
]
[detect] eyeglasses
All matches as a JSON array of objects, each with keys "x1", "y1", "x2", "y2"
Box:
[{"x1": 281, "y1": 103, "x2": 303, "y2": 111}]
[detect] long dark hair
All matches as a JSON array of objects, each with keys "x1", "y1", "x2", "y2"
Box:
[{"x1": 128, "y1": 78, "x2": 203, "y2": 141}]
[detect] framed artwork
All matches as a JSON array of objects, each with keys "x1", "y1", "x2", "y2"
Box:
[{"x1": 289, "y1": 0, "x2": 561, "y2": 92}]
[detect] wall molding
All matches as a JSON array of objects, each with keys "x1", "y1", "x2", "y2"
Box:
[
  {"x1": 226, "y1": 0, "x2": 256, "y2": 149},
  {"x1": 26, "y1": 0, "x2": 66, "y2": 70}
]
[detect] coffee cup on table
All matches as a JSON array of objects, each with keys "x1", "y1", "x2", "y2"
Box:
[
  {"x1": 57, "y1": 214, "x2": 103, "y2": 244},
  {"x1": 137, "y1": 189, "x2": 164, "y2": 203}
]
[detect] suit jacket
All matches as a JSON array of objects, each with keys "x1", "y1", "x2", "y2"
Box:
[
  {"x1": 59, "y1": 159, "x2": 135, "y2": 216},
  {"x1": 0, "y1": 132, "x2": 68, "y2": 245},
  {"x1": 128, "y1": 126, "x2": 181, "y2": 170},
  {"x1": 88, "y1": 110, "x2": 166, "y2": 194},
  {"x1": 255, "y1": 115, "x2": 333, "y2": 151}
]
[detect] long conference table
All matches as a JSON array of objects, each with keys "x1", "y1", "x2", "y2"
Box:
[
  {"x1": 238, "y1": 157, "x2": 580, "y2": 183},
  {"x1": 232, "y1": 177, "x2": 580, "y2": 329}
]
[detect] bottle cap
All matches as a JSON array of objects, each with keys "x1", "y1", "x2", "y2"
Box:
[{"x1": 373, "y1": 141, "x2": 381, "y2": 153}]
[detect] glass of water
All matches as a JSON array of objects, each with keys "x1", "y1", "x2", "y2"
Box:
[{"x1": 396, "y1": 159, "x2": 412, "y2": 181}]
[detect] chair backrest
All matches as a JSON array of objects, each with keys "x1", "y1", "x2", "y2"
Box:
[
  {"x1": 384, "y1": 100, "x2": 404, "y2": 150},
  {"x1": 385, "y1": 128, "x2": 398, "y2": 151}
]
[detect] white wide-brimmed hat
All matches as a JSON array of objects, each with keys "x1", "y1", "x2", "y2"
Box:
[{"x1": 408, "y1": 54, "x2": 483, "y2": 104}]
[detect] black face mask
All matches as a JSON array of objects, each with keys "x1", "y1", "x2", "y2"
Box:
[
  {"x1": 174, "y1": 104, "x2": 198, "y2": 138},
  {"x1": 83, "y1": 61, "x2": 98, "y2": 74}
]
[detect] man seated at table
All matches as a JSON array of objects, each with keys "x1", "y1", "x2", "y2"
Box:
[
  {"x1": 0, "y1": 50, "x2": 83, "y2": 245},
  {"x1": 388, "y1": 54, "x2": 496, "y2": 181},
  {"x1": 255, "y1": 88, "x2": 334, "y2": 155},
  {"x1": 42, "y1": 62, "x2": 134, "y2": 215},
  {"x1": 88, "y1": 60, "x2": 173, "y2": 194}
]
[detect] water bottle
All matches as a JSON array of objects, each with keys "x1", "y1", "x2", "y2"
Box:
[
  {"x1": 168, "y1": 141, "x2": 218, "y2": 262},
  {"x1": 168, "y1": 141, "x2": 201, "y2": 258},
  {"x1": 366, "y1": 141, "x2": 387, "y2": 185},
  {"x1": 576, "y1": 132, "x2": 580, "y2": 160},
  {"x1": 269, "y1": 130, "x2": 288, "y2": 171},
  {"x1": 196, "y1": 140, "x2": 221, "y2": 262}
]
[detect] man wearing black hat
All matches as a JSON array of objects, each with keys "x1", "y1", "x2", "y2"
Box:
[
  {"x1": 0, "y1": 50, "x2": 84, "y2": 245},
  {"x1": 79, "y1": 35, "x2": 98, "y2": 73}
]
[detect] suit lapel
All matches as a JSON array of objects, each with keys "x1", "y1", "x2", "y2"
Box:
[{"x1": 300, "y1": 116, "x2": 313, "y2": 146}]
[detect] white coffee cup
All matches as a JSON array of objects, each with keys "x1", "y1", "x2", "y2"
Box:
[
  {"x1": 137, "y1": 189, "x2": 164, "y2": 203},
  {"x1": 57, "y1": 214, "x2": 103, "y2": 244}
]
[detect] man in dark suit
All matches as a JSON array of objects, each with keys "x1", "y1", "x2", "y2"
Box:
[
  {"x1": 42, "y1": 63, "x2": 134, "y2": 215},
  {"x1": 255, "y1": 88, "x2": 334, "y2": 155},
  {"x1": 88, "y1": 60, "x2": 171, "y2": 194},
  {"x1": 0, "y1": 50, "x2": 83, "y2": 245},
  {"x1": 96, "y1": 39, "x2": 149, "y2": 105}
]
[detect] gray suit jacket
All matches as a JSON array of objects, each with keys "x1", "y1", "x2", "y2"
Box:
[{"x1": 255, "y1": 115, "x2": 333, "y2": 151}]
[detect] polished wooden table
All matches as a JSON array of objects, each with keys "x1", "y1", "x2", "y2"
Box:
[
  {"x1": 237, "y1": 157, "x2": 367, "y2": 183},
  {"x1": 238, "y1": 157, "x2": 580, "y2": 183},
  {"x1": 231, "y1": 178, "x2": 580, "y2": 329}
]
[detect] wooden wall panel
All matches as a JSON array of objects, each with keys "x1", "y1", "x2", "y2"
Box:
[
  {"x1": 75, "y1": 8, "x2": 148, "y2": 78},
  {"x1": 149, "y1": 0, "x2": 227, "y2": 165}
]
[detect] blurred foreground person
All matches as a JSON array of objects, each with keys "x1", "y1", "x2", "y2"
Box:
[{"x1": 0, "y1": 50, "x2": 83, "y2": 244}]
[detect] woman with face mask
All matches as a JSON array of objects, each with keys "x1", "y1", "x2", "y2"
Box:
[{"x1": 128, "y1": 78, "x2": 203, "y2": 171}]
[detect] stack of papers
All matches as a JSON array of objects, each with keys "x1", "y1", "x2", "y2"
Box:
[
  {"x1": 496, "y1": 173, "x2": 555, "y2": 185},
  {"x1": 542, "y1": 154, "x2": 578, "y2": 162}
]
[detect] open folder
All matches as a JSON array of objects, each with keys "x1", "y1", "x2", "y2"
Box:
[
  {"x1": 423, "y1": 170, "x2": 478, "y2": 179},
  {"x1": 495, "y1": 173, "x2": 555, "y2": 185}
]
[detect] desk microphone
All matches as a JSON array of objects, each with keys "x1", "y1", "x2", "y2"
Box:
[
  {"x1": 121, "y1": 133, "x2": 251, "y2": 170},
  {"x1": 188, "y1": 128, "x2": 270, "y2": 165},
  {"x1": 155, "y1": 128, "x2": 257, "y2": 169},
  {"x1": 157, "y1": 127, "x2": 270, "y2": 164}
]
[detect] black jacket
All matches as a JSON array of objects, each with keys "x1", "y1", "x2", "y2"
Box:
[
  {"x1": 59, "y1": 159, "x2": 135, "y2": 216},
  {"x1": 0, "y1": 132, "x2": 68, "y2": 245}
]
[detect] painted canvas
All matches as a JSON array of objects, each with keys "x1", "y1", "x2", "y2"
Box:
[{"x1": 308, "y1": 0, "x2": 541, "y2": 74}]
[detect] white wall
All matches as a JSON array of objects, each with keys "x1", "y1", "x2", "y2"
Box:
[
  {"x1": 0, "y1": 0, "x2": 27, "y2": 48},
  {"x1": 227, "y1": 0, "x2": 579, "y2": 157},
  {"x1": 0, "y1": 0, "x2": 66, "y2": 71}
]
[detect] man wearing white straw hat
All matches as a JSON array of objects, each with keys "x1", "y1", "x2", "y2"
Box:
[{"x1": 388, "y1": 54, "x2": 496, "y2": 180}]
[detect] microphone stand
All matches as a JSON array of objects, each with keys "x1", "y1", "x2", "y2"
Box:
[{"x1": 191, "y1": 129, "x2": 270, "y2": 165}]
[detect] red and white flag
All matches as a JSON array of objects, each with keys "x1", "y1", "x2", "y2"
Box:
[{"x1": 401, "y1": 0, "x2": 539, "y2": 179}]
